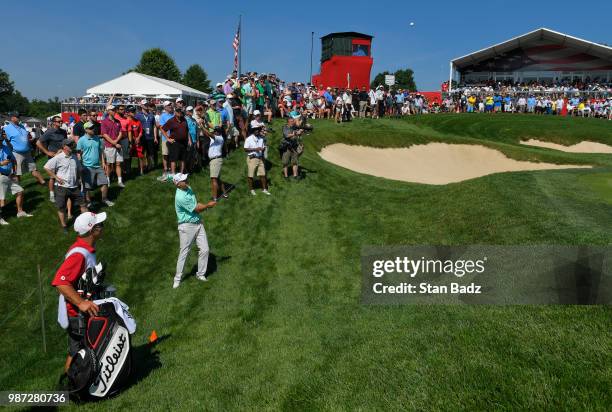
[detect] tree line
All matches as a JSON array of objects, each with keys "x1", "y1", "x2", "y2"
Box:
[{"x1": 0, "y1": 48, "x2": 212, "y2": 119}]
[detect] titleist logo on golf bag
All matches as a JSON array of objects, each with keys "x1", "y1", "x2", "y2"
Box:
[{"x1": 89, "y1": 324, "x2": 129, "y2": 397}]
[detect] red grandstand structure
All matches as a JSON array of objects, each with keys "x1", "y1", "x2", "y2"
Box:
[{"x1": 312, "y1": 32, "x2": 373, "y2": 90}]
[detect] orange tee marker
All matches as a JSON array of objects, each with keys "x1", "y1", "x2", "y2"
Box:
[{"x1": 149, "y1": 330, "x2": 158, "y2": 343}]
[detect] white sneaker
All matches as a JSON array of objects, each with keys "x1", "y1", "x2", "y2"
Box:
[
  {"x1": 156, "y1": 173, "x2": 167, "y2": 182},
  {"x1": 17, "y1": 211, "x2": 33, "y2": 218},
  {"x1": 103, "y1": 199, "x2": 115, "y2": 207},
  {"x1": 0, "y1": 218, "x2": 8, "y2": 225},
  {"x1": 173, "y1": 279, "x2": 181, "y2": 289},
  {"x1": 262, "y1": 189, "x2": 271, "y2": 196},
  {"x1": 250, "y1": 190, "x2": 257, "y2": 196},
  {"x1": 117, "y1": 181, "x2": 125, "y2": 188},
  {"x1": 196, "y1": 275, "x2": 208, "y2": 282},
  {"x1": 49, "y1": 192, "x2": 55, "y2": 202}
]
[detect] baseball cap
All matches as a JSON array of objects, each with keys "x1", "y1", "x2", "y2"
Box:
[
  {"x1": 62, "y1": 138, "x2": 75, "y2": 147},
  {"x1": 163, "y1": 100, "x2": 172, "y2": 107},
  {"x1": 8, "y1": 111, "x2": 20, "y2": 118},
  {"x1": 106, "y1": 105, "x2": 115, "y2": 110},
  {"x1": 172, "y1": 173, "x2": 188, "y2": 184},
  {"x1": 176, "y1": 97, "x2": 184, "y2": 103},
  {"x1": 84, "y1": 122, "x2": 94, "y2": 130},
  {"x1": 140, "y1": 99, "x2": 148, "y2": 105},
  {"x1": 253, "y1": 110, "x2": 261, "y2": 115},
  {"x1": 250, "y1": 120, "x2": 264, "y2": 129},
  {"x1": 74, "y1": 212, "x2": 107, "y2": 235},
  {"x1": 216, "y1": 82, "x2": 223, "y2": 87},
  {"x1": 186, "y1": 106, "x2": 194, "y2": 112}
]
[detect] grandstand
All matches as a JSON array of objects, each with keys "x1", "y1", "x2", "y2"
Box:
[{"x1": 449, "y1": 28, "x2": 612, "y2": 91}]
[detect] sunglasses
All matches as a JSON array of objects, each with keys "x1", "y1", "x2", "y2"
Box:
[{"x1": 93, "y1": 222, "x2": 104, "y2": 229}]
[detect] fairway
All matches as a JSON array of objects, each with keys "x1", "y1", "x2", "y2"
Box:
[{"x1": 1, "y1": 114, "x2": 611, "y2": 410}]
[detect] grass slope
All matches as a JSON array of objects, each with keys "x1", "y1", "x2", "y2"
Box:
[{"x1": 0, "y1": 114, "x2": 611, "y2": 411}]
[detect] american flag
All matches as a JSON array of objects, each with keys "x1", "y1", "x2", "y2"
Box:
[{"x1": 232, "y1": 20, "x2": 241, "y2": 72}]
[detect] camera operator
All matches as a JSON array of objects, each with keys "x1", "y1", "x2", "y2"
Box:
[{"x1": 281, "y1": 117, "x2": 303, "y2": 180}]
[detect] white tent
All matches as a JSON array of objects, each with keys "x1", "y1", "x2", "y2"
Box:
[{"x1": 86, "y1": 72, "x2": 208, "y2": 98}]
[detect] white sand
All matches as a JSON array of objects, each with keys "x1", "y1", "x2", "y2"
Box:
[
  {"x1": 520, "y1": 139, "x2": 612, "y2": 154},
  {"x1": 319, "y1": 143, "x2": 591, "y2": 185}
]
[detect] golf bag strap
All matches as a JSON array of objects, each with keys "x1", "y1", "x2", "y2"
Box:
[{"x1": 57, "y1": 248, "x2": 97, "y2": 329}]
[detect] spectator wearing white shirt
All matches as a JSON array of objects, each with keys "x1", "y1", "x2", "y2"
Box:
[
  {"x1": 208, "y1": 128, "x2": 228, "y2": 201},
  {"x1": 243, "y1": 126, "x2": 270, "y2": 196},
  {"x1": 44, "y1": 139, "x2": 88, "y2": 232}
]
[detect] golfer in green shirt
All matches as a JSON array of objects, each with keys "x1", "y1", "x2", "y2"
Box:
[{"x1": 173, "y1": 173, "x2": 216, "y2": 288}]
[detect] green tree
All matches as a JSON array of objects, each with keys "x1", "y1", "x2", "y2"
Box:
[
  {"x1": 370, "y1": 68, "x2": 417, "y2": 91},
  {"x1": 182, "y1": 64, "x2": 212, "y2": 93},
  {"x1": 133, "y1": 48, "x2": 182, "y2": 82},
  {"x1": 0, "y1": 68, "x2": 17, "y2": 113},
  {"x1": 28, "y1": 97, "x2": 61, "y2": 118}
]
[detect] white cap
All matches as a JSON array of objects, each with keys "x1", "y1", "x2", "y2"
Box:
[
  {"x1": 163, "y1": 100, "x2": 172, "y2": 107},
  {"x1": 250, "y1": 120, "x2": 264, "y2": 129},
  {"x1": 216, "y1": 82, "x2": 223, "y2": 87},
  {"x1": 74, "y1": 212, "x2": 107, "y2": 235},
  {"x1": 172, "y1": 173, "x2": 188, "y2": 184},
  {"x1": 253, "y1": 110, "x2": 261, "y2": 115},
  {"x1": 106, "y1": 105, "x2": 115, "y2": 110},
  {"x1": 140, "y1": 99, "x2": 148, "y2": 105},
  {"x1": 176, "y1": 97, "x2": 184, "y2": 102},
  {"x1": 186, "y1": 106, "x2": 194, "y2": 112},
  {"x1": 226, "y1": 93, "x2": 234, "y2": 98}
]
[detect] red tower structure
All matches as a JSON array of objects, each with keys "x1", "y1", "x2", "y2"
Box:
[{"x1": 311, "y1": 32, "x2": 373, "y2": 90}]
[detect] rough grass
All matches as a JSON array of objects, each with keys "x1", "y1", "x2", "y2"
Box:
[{"x1": 0, "y1": 114, "x2": 610, "y2": 411}]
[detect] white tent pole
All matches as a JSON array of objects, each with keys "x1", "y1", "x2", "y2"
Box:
[{"x1": 448, "y1": 62, "x2": 453, "y2": 93}]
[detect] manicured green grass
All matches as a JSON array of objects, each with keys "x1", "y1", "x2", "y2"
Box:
[{"x1": 0, "y1": 114, "x2": 610, "y2": 410}]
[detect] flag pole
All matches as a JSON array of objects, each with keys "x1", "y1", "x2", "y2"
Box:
[{"x1": 238, "y1": 14, "x2": 242, "y2": 76}]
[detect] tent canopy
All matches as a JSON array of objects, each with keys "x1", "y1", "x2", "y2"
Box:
[
  {"x1": 86, "y1": 72, "x2": 208, "y2": 98},
  {"x1": 452, "y1": 28, "x2": 612, "y2": 73}
]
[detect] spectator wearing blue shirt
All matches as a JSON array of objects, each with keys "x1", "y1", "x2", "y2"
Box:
[
  {"x1": 136, "y1": 102, "x2": 158, "y2": 171},
  {"x1": 157, "y1": 102, "x2": 175, "y2": 181},
  {"x1": 527, "y1": 96, "x2": 536, "y2": 113},
  {"x1": 0, "y1": 132, "x2": 33, "y2": 224},
  {"x1": 77, "y1": 122, "x2": 113, "y2": 208},
  {"x1": 3, "y1": 112, "x2": 45, "y2": 185},
  {"x1": 185, "y1": 107, "x2": 198, "y2": 147}
]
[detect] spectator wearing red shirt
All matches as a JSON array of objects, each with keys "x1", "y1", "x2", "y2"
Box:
[
  {"x1": 101, "y1": 106, "x2": 124, "y2": 188},
  {"x1": 126, "y1": 107, "x2": 145, "y2": 175},
  {"x1": 161, "y1": 108, "x2": 191, "y2": 176},
  {"x1": 51, "y1": 211, "x2": 106, "y2": 372},
  {"x1": 114, "y1": 105, "x2": 131, "y2": 178}
]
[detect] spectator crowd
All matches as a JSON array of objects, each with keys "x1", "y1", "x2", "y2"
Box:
[{"x1": 2, "y1": 73, "x2": 611, "y2": 226}]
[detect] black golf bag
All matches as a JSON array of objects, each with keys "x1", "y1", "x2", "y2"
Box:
[{"x1": 63, "y1": 265, "x2": 134, "y2": 400}]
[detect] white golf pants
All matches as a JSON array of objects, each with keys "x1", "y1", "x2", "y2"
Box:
[{"x1": 175, "y1": 222, "x2": 209, "y2": 281}]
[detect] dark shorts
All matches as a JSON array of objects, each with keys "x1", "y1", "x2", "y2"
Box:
[
  {"x1": 144, "y1": 139, "x2": 157, "y2": 156},
  {"x1": 54, "y1": 186, "x2": 85, "y2": 212},
  {"x1": 68, "y1": 316, "x2": 85, "y2": 356},
  {"x1": 82, "y1": 167, "x2": 109, "y2": 189},
  {"x1": 120, "y1": 138, "x2": 130, "y2": 159},
  {"x1": 168, "y1": 141, "x2": 188, "y2": 162}
]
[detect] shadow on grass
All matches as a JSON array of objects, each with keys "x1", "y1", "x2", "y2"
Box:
[
  {"x1": 31, "y1": 335, "x2": 167, "y2": 411},
  {"x1": 188, "y1": 253, "x2": 231, "y2": 280}
]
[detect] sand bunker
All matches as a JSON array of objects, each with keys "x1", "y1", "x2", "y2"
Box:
[
  {"x1": 520, "y1": 139, "x2": 612, "y2": 154},
  {"x1": 319, "y1": 143, "x2": 590, "y2": 185}
]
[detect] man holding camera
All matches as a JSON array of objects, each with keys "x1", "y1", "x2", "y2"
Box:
[{"x1": 281, "y1": 117, "x2": 303, "y2": 180}]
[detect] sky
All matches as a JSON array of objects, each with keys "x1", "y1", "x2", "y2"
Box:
[{"x1": 4, "y1": 0, "x2": 611, "y2": 100}]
